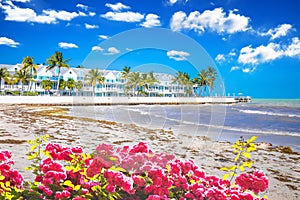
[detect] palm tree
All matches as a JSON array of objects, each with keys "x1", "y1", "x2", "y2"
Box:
[
  {"x1": 22, "y1": 56, "x2": 39, "y2": 91},
  {"x1": 121, "y1": 66, "x2": 131, "y2": 80},
  {"x1": 0, "y1": 68, "x2": 10, "y2": 91},
  {"x1": 121, "y1": 66, "x2": 131, "y2": 95},
  {"x1": 146, "y1": 72, "x2": 159, "y2": 96},
  {"x1": 206, "y1": 66, "x2": 217, "y2": 96},
  {"x1": 128, "y1": 72, "x2": 141, "y2": 96},
  {"x1": 67, "y1": 78, "x2": 75, "y2": 90},
  {"x1": 172, "y1": 71, "x2": 184, "y2": 97},
  {"x1": 146, "y1": 72, "x2": 159, "y2": 85},
  {"x1": 182, "y1": 72, "x2": 193, "y2": 96},
  {"x1": 41, "y1": 80, "x2": 53, "y2": 95},
  {"x1": 14, "y1": 69, "x2": 32, "y2": 91},
  {"x1": 75, "y1": 80, "x2": 83, "y2": 95},
  {"x1": 59, "y1": 79, "x2": 66, "y2": 90},
  {"x1": 84, "y1": 69, "x2": 105, "y2": 96},
  {"x1": 66, "y1": 78, "x2": 75, "y2": 96},
  {"x1": 172, "y1": 71, "x2": 184, "y2": 85},
  {"x1": 46, "y1": 51, "x2": 70, "y2": 91},
  {"x1": 140, "y1": 73, "x2": 148, "y2": 95},
  {"x1": 5, "y1": 77, "x2": 18, "y2": 90},
  {"x1": 197, "y1": 69, "x2": 210, "y2": 97}
]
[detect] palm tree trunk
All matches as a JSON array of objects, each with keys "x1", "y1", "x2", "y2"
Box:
[{"x1": 56, "y1": 67, "x2": 61, "y2": 91}]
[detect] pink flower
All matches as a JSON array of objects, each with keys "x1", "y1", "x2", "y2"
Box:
[
  {"x1": 129, "y1": 142, "x2": 152, "y2": 154},
  {"x1": 205, "y1": 188, "x2": 227, "y2": 200},
  {"x1": 106, "y1": 184, "x2": 116, "y2": 193},
  {"x1": 0, "y1": 150, "x2": 12, "y2": 161},
  {"x1": 235, "y1": 170, "x2": 268, "y2": 194},
  {"x1": 146, "y1": 195, "x2": 169, "y2": 200},
  {"x1": 72, "y1": 147, "x2": 83, "y2": 154}
]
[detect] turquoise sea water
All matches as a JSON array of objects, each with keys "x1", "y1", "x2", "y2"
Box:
[
  {"x1": 69, "y1": 98, "x2": 300, "y2": 151},
  {"x1": 252, "y1": 98, "x2": 300, "y2": 108}
]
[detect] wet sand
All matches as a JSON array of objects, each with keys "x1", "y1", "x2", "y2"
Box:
[{"x1": 0, "y1": 104, "x2": 299, "y2": 199}]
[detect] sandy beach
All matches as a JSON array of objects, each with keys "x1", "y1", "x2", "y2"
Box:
[{"x1": 0, "y1": 104, "x2": 299, "y2": 200}]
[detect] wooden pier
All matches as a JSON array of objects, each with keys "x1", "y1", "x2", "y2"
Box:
[{"x1": 234, "y1": 96, "x2": 252, "y2": 103}]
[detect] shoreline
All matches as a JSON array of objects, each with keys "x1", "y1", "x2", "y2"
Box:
[
  {"x1": 0, "y1": 96, "x2": 239, "y2": 105},
  {"x1": 0, "y1": 105, "x2": 299, "y2": 199}
]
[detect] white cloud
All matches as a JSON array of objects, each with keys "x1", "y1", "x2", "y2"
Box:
[
  {"x1": 43, "y1": 10, "x2": 86, "y2": 21},
  {"x1": 76, "y1": 4, "x2": 88, "y2": 11},
  {"x1": 106, "y1": 47, "x2": 120, "y2": 55},
  {"x1": 168, "y1": 0, "x2": 188, "y2": 6},
  {"x1": 242, "y1": 68, "x2": 251, "y2": 73},
  {"x1": 169, "y1": 0, "x2": 178, "y2": 5},
  {"x1": 229, "y1": 49, "x2": 236, "y2": 56},
  {"x1": 12, "y1": 0, "x2": 30, "y2": 2},
  {"x1": 105, "y1": 2, "x2": 130, "y2": 11},
  {"x1": 238, "y1": 43, "x2": 283, "y2": 65},
  {"x1": 0, "y1": 1, "x2": 87, "y2": 24},
  {"x1": 92, "y1": 46, "x2": 104, "y2": 51},
  {"x1": 140, "y1": 14, "x2": 161, "y2": 28},
  {"x1": 215, "y1": 54, "x2": 225, "y2": 62},
  {"x1": 59, "y1": 42, "x2": 78, "y2": 49},
  {"x1": 101, "y1": 11, "x2": 144, "y2": 22},
  {"x1": 0, "y1": 36, "x2": 19, "y2": 47},
  {"x1": 285, "y1": 37, "x2": 300, "y2": 57},
  {"x1": 260, "y1": 24, "x2": 293, "y2": 40},
  {"x1": 85, "y1": 23, "x2": 99, "y2": 29},
  {"x1": 167, "y1": 50, "x2": 190, "y2": 61},
  {"x1": 238, "y1": 37, "x2": 300, "y2": 68},
  {"x1": 216, "y1": 49, "x2": 237, "y2": 63},
  {"x1": 126, "y1": 48, "x2": 133, "y2": 51},
  {"x1": 170, "y1": 8, "x2": 250, "y2": 34},
  {"x1": 170, "y1": 11, "x2": 191, "y2": 32},
  {"x1": 99, "y1": 35, "x2": 109, "y2": 40},
  {"x1": 89, "y1": 12, "x2": 96, "y2": 17},
  {"x1": 230, "y1": 66, "x2": 240, "y2": 72}
]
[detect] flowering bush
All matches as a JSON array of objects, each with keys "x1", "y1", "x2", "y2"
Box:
[
  {"x1": 0, "y1": 150, "x2": 23, "y2": 199},
  {"x1": 0, "y1": 135, "x2": 269, "y2": 200}
]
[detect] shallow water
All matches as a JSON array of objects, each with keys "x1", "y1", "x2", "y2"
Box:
[{"x1": 69, "y1": 99, "x2": 300, "y2": 151}]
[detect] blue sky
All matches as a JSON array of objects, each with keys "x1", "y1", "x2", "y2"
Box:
[{"x1": 0, "y1": 0, "x2": 299, "y2": 98}]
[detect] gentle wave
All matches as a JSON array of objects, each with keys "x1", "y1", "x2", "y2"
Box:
[
  {"x1": 134, "y1": 110, "x2": 300, "y2": 138},
  {"x1": 232, "y1": 108, "x2": 300, "y2": 118},
  {"x1": 195, "y1": 123, "x2": 300, "y2": 137},
  {"x1": 71, "y1": 106, "x2": 300, "y2": 139}
]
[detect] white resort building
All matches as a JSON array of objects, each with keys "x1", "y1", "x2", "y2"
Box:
[{"x1": 0, "y1": 64, "x2": 189, "y2": 97}]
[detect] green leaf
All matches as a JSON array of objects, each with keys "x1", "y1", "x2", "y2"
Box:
[
  {"x1": 247, "y1": 146, "x2": 256, "y2": 152},
  {"x1": 242, "y1": 152, "x2": 251, "y2": 159},
  {"x1": 229, "y1": 172, "x2": 237, "y2": 177},
  {"x1": 109, "y1": 156, "x2": 118, "y2": 161},
  {"x1": 220, "y1": 166, "x2": 237, "y2": 171},
  {"x1": 110, "y1": 166, "x2": 126, "y2": 172},
  {"x1": 63, "y1": 180, "x2": 74, "y2": 189},
  {"x1": 27, "y1": 152, "x2": 39, "y2": 160},
  {"x1": 74, "y1": 185, "x2": 81, "y2": 191},
  {"x1": 30, "y1": 144, "x2": 38, "y2": 151},
  {"x1": 234, "y1": 153, "x2": 241, "y2": 162},
  {"x1": 223, "y1": 174, "x2": 229, "y2": 180},
  {"x1": 247, "y1": 136, "x2": 257, "y2": 143},
  {"x1": 239, "y1": 165, "x2": 245, "y2": 172},
  {"x1": 242, "y1": 161, "x2": 253, "y2": 168}
]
